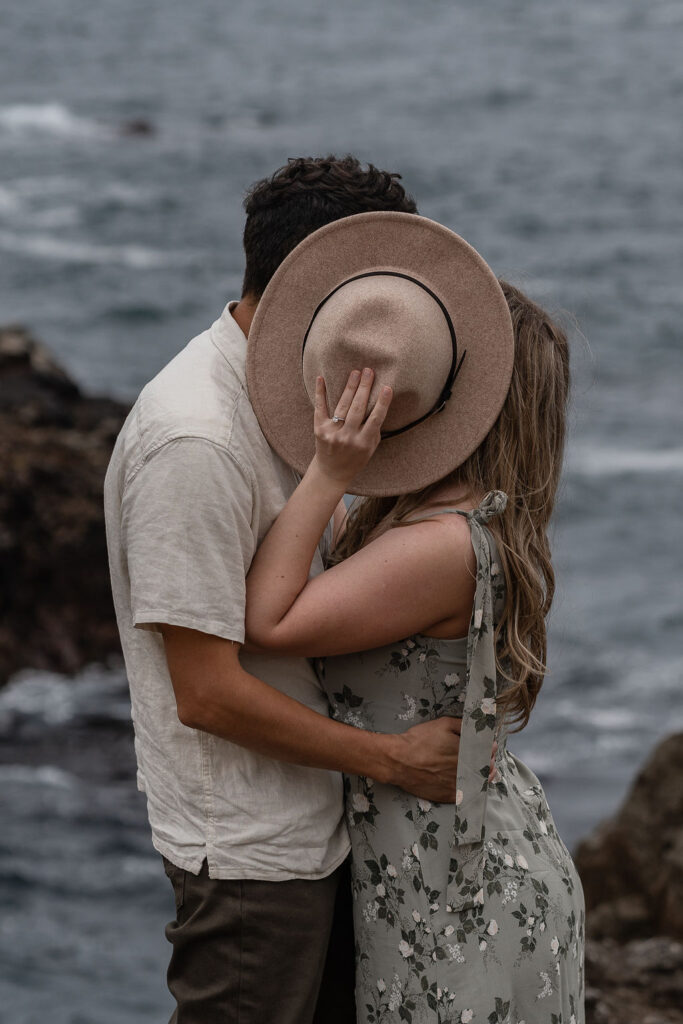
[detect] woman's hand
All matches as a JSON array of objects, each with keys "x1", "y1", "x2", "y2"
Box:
[{"x1": 312, "y1": 367, "x2": 393, "y2": 488}]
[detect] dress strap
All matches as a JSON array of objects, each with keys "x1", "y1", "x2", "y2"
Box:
[{"x1": 441, "y1": 490, "x2": 508, "y2": 846}]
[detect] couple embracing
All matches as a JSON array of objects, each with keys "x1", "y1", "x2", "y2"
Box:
[{"x1": 104, "y1": 155, "x2": 585, "y2": 1024}]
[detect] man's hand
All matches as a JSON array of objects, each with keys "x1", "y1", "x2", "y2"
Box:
[
  {"x1": 385, "y1": 717, "x2": 498, "y2": 803},
  {"x1": 161, "y1": 625, "x2": 498, "y2": 807}
]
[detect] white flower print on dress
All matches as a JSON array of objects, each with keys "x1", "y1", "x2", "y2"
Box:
[
  {"x1": 397, "y1": 693, "x2": 417, "y2": 720},
  {"x1": 362, "y1": 901, "x2": 378, "y2": 922},
  {"x1": 388, "y1": 976, "x2": 402, "y2": 1012},
  {"x1": 462, "y1": 1009, "x2": 474, "y2": 1023},
  {"x1": 473, "y1": 608, "x2": 483, "y2": 629},
  {"x1": 398, "y1": 939, "x2": 413, "y2": 959},
  {"x1": 502, "y1": 878, "x2": 518, "y2": 906},
  {"x1": 550, "y1": 936, "x2": 560, "y2": 956},
  {"x1": 352, "y1": 793, "x2": 369, "y2": 813},
  {"x1": 537, "y1": 970, "x2": 553, "y2": 999},
  {"x1": 376, "y1": 883, "x2": 386, "y2": 897},
  {"x1": 377, "y1": 978, "x2": 386, "y2": 993},
  {"x1": 386, "y1": 863, "x2": 398, "y2": 878},
  {"x1": 487, "y1": 919, "x2": 499, "y2": 935},
  {"x1": 456, "y1": 789, "x2": 464, "y2": 806},
  {"x1": 479, "y1": 939, "x2": 487, "y2": 951},
  {"x1": 481, "y1": 697, "x2": 497, "y2": 715},
  {"x1": 516, "y1": 854, "x2": 529, "y2": 869}
]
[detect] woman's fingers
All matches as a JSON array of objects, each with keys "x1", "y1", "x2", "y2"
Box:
[
  {"x1": 363, "y1": 385, "x2": 393, "y2": 434},
  {"x1": 313, "y1": 376, "x2": 330, "y2": 431},
  {"x1": 344, "y1": 367, "x2": 375, "y2": 427},
  {"x1": 318, "y1": 367, "x2": 392, "y2": 436},
  {"x1": 332, "y1": 369, "x2": 361, "y2": 422}
]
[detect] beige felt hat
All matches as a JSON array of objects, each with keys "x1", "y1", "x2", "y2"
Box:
[{"x1": 246, "y1": 211, "x2": 514, "y2": 497}]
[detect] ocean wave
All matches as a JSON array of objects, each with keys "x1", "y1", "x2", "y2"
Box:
[
  {"x1": 0, "y1": 229, "x2": 193, "y2": 269},
  {"x1": 0, "y1": 664, "x2": 129, "y2": 733},
  {"x1": 567, "y1": 446, "x2": 683, "y2": 477},
  {"x1": 0, "y1": 764, "x2": 76, "y2": 789},
  {"x1": 0, "y1": 102, "x2": 108, "y2": 140},
  {"x1": 0, "y1": 183, "x2": 23, "y2": 213}
]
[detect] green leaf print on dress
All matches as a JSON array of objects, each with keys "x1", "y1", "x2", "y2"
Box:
[{"x1": 321, "y1": 491, "x2": 586, "y2": 1024}]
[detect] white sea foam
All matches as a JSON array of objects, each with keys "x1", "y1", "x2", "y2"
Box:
[
  {"x1": 0, "y1": 183, "x2": 23, "y2": 213},
  {"x1": 0, "y1": 663, "x2": 130, "y2": 731},
  {"x1": 0, "y1": 229, "x2": 193, "y2": 269},
  {"x1": 0, "y1": 764, "x2": 76, "y2": 789},
  {"x1": 0, "y1": 102, "x2": 107, "y2": 139},
  {"x1": 567, "y1": 446, "x2": 683, "y2": 477},
  {"x1": 11, "y1": 175, "x2": 82, "y2": 197}
]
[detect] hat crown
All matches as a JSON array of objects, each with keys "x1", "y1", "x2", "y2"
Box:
[{"x1": 301, "y1": 273, "x2": 454, "y2": 433}]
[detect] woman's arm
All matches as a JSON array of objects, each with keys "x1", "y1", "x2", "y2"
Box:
[
  {"x1": 331, "y1": 498, "x2": 349, "y2": 551},
  {"x1": 245, "y1": 369, "x2": 475, "y2": 657}
]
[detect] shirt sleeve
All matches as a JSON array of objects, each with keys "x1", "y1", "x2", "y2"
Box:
[{"x1": 120, "y1": 437, "x2": 255, "y2": 642}]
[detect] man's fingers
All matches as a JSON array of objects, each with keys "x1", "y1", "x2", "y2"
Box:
[{"x1": 438, "y1": 716, "x2": 462, "y2": 734}]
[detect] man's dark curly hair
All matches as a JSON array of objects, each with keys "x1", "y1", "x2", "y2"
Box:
[{"x1": 241, "y1": 154, "x2": 418, "y2": 297}]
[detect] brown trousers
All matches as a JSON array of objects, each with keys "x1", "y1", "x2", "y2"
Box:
[{"x1": 163, "y1": 856, "x2": 356, "y2": 1024}]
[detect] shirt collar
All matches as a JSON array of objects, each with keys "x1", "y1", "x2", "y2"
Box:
[{"x1": 210, "y1": 300, "x2": 248, "y2": 385}]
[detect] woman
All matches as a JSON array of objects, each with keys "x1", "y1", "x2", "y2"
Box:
[{"x1": 244, "y1": 213, "x2": 585, "y2": 1023}]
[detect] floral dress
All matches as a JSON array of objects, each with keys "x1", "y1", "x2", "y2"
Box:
[{"x1": 319, "y1": 492, "x2": 585, "y2": 1024}]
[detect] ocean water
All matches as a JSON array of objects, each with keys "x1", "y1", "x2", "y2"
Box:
[{"x1": 1, "y1": 0, "x2": 682, "y2": 1019}]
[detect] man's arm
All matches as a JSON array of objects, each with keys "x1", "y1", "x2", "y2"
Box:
[
  {"x1": 161, "y1": 624, "x2": 468, "y2": 803},
  {"x1": 121, "y1": 438, "x2": 489, "y2": 802}
]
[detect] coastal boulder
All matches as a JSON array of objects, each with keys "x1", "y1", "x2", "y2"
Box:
[
  {"x1": 0, "y1": 325, "x2": 128, "y2": 684},
  {"x1": 575, "y1": 730, "x2": 683, "y2": 1022},
  {"x1": 574, "y1": 730, "x2": 683, "y2": 942}
]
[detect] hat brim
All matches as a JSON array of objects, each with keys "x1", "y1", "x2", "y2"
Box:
[{"x1": 246, "y1": 212, "x2": 513, "y2": 497}]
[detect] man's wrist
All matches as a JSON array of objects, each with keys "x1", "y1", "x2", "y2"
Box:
[{"x1": 364, "y1": 731, "x2": 404, "y2": 786}]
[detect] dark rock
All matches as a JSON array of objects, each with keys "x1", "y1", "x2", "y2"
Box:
[
  {"x1": 0, "y1": 325, "x2": 128, "y2": 684},
  {"x1": 585, "y1": 936, "x2": 683, "y2": 1024},
  {"x1": 575, "y1": 731, "x2": 683, "y2": 941},
  {"x1": 576, "y1": 731, "x2": 683, "y2": 1022}
]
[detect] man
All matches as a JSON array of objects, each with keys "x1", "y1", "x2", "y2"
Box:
[{"x1": 104, "y1": 155, "x2": 468, "y2": 1024}]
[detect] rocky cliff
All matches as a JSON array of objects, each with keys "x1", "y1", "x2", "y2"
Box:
[
  {"x1": 576, "y1": 731, "x2": 683, "y2": 1023},
  {"x1": 0, "y1": 325, "x2": 128, "y2": 684}
]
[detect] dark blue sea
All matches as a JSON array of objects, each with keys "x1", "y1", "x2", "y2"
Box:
[{"x1": 1, "y1": 0, "x2": 682, "y2": 1019}]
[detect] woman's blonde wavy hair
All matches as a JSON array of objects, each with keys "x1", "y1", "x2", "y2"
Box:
[{"x1": 332, "y1": 280, "x2": 570, "y2": 732}]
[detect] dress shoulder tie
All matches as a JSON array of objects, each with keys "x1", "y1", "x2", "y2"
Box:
[{"x1": 448, "y1": 489, "x2": 507, "y2": 848}]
